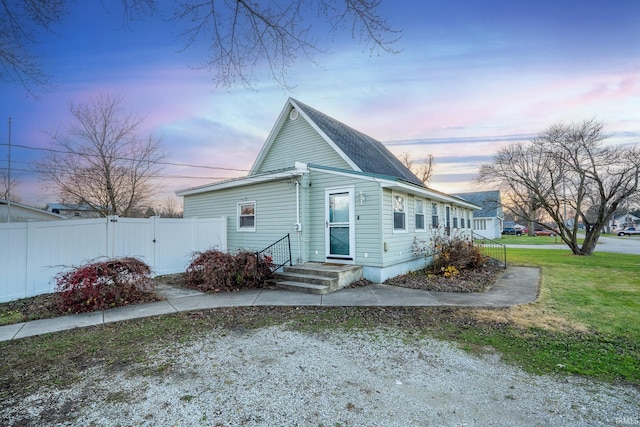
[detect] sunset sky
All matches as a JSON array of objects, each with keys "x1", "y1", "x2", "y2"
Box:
[{"x1": 2, "y1": 0, "x2": 639, "y2": 208}]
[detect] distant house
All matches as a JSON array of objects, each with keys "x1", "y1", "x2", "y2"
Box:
[
  {"x1": 177, "y1": 98, "x2": 479, "y2": 283},
  {"x1": 455, "y1": 190, "x2": 504, "y2": 239},
  {"x1": 611, "y1": 213, "x2": 640, "y2": 231},
  {"x1": 45, "y1": 203, "x2": 100, "y2": 219},
  {"x1": 0, "y1": 199, "x2": 66, "y2": 222}
]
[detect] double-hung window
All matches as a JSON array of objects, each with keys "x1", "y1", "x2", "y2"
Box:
[
  {"x1": 238, "y1": 201, "x2": 256, "y2": 232},
  {"x1": 431, "y1": 202, "x2": 439, "y2": 227},
  {"x1": 393, "y1": 193, "x2": 406, "y2": 231},
  {"x1": 415, "y1": 199, "x2": 425, "y2": 231}
]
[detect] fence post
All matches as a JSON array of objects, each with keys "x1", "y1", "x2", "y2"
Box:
[{"x1": 106, "y1": 216, "x2": 119, "y2": 258}]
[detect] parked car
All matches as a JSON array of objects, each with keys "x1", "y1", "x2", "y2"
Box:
[
  {"x1": 534, "y1": 228, "x2": 556, "y2": 237},
  {"x1": 617, "y1": 227, "x2": 640, "y2": 236},
  {"x1": 502, "y1": 227, "x2": 522, "y2": 236}
]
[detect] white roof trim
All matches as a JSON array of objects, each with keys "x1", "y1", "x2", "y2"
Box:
[
  {"x1": 288, "y1": 99, "x2": 361, "y2": 172},
  {"x1": 379, "y1": 181, "x2": 480, "y2": 209},
  {"x1": 176, "y1": 168, "x2": 307, "y2": 197},
  {"x1": 250, "y1": 98, "x2": 361, "y2": 174},
  {"x1": 306, "y1": 166, "x2": 480, "y2": 209}
]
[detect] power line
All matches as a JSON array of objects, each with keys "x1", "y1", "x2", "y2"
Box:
[
  {"x1": 0, "y1": 166, "x2": 238, "y2": 180},
  {"x1": 0, "y1": 142, "x2": 251, "y2": 172}
]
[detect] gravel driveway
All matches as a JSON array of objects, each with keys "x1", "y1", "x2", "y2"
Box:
[{"x1": 3, "y1": 326, "x2": 638, "y2": 426}]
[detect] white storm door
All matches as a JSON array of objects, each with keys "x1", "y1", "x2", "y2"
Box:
[{"x1": 325, "y1": 188, "x2": 355, "y2": 261}]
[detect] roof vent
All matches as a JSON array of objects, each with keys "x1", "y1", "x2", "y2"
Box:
[{"x1": 289, "y1": 109, "x2": 299, "y2": 120}]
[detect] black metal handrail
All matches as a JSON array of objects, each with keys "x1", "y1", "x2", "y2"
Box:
[
  {"x1": 256, "y1": 233, "x2": 292, "y2": 274},
  {"x1": 472, "y1": 232, "x2": 507, "y2": 268}
]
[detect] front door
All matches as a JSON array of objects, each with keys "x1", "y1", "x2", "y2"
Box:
[{"x1": 325, "y1": 188, "x2": 355, "y2": 261}]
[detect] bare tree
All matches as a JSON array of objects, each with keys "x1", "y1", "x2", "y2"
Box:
[
  {"x1": 0, "y1": 0, "x2": 68, "y2": 94},
  {"x1": 158, "y1": 196, "x2": 183, "y2": 218},
  {"x1": 398, "y1": 151, "x2": 435, "y2": 185},
  {"x1": 2, "y1": 0, "x2": 399, "y2": 92},
  {"x1": 36, "y1": 93, "x2": 164, "y2": 217},
  {"x1": 478, "y1": 119, "x2": 640, "y2": 255},
  {"x1": 1, "y1": 172, "x2": 21, "y2": 202}
]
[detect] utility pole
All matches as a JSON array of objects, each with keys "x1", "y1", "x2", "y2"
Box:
[{"x1": 7, "y1": 117, "x2": 11, "y2": 223}]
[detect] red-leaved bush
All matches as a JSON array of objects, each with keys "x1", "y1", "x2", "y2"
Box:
[
  {"x1": 55, "y1": 257, "x2": 155, "y2": 313},
  {"x1": 184, "y1": 249, "x2": 272, "y2": 293}
]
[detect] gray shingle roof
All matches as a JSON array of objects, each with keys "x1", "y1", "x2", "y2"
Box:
[
  {"x1": 454, "y1": 190, "x2": 502, "y2": 217},
  {"x1": 292, "y1": 99, "x2": 425, "y2": 187}
]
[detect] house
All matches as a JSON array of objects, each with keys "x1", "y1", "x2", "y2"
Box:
[
  {"x1": 0, "y1": 199, "x2": 66, "y2": 222},
  {"x1": 611, "y1": 213, "x2": 640, "y2": 231},
  {"x1": 177, "y1": 98, "x2": 479, "y2": 284},
  {"x1": 454, "y1": 190, "x2": 503, "y2": 239},
  {"x1": 45, "y1": 203, "x2": 101, "y2": 219}
]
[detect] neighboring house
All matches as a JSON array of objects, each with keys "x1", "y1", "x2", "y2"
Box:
[
  {"x1": 0, "y1": 199, "x2": 66, "y2": 222},
  {"x1": 454, "y1": 190, "x2": 503, "y2": 239},
  {"x1": 611, "y1": 213, "x2": 640, "y2": 231},
  {"x1": 177, "y1": 98, "x2": 479, "y2": 283},
  {"x1": 45, "y1": 203, "x2": 101, "y2": 219}
]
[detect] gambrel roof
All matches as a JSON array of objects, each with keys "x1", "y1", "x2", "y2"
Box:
[{"x1": 251, "y1": 98, "x2": 425, "y2": 187}]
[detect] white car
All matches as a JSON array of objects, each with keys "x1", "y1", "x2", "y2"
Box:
[{"x1": 617, "y1": 227, "x2": 640, "y2": 236}]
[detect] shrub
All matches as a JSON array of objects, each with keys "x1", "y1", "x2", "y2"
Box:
[
  {"x1": 412, "y1": 230, "x2": 488, "y2": 277},
  {"x1": 55, "y1": 257, "x2": 155, "y2": 313},
  {"x1": 184, "y1": 249, "x2": 272, "y2": 293}
]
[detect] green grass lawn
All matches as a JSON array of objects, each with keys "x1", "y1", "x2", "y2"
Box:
[
  {"x1": 507, "y1": 248, "x2": 640, "y2": 336},
  {"x1": 496, "y1": 234, "x2": 570, "y2": 245},
  {"x1": 459, "y1": 248, "x2": 640, "y2": 383}
]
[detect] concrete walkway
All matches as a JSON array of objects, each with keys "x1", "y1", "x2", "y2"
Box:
[{"x1": 0, "y1": 266, "x2": 540, "y2": 342}]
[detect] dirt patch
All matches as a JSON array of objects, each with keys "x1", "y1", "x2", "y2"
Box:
[{"x1": 154, "y1": 273, "x2": 185, "y2": 286}]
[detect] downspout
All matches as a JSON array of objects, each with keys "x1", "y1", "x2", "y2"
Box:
[{"x1": 296, "y1": 180, "x2": 301, "y2": 263}]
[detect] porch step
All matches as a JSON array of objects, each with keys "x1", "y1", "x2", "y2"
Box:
[
  {"x1": 275, "y1": 280, "x2": 332, "y2": 295},
  {"x1": 270, "y1": 263, "x2": 363, "y2": 295}
]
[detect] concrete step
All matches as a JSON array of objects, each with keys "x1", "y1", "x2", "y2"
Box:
[
  {"x1": 272, "y1": 271, "x2": 337, "y2": 287},
  {"x1": 269, "y1": 263, "x2": 363, "y2": 294},
  {"x1": 274, "y1": 280, "x2": 331, "y2": 295}
]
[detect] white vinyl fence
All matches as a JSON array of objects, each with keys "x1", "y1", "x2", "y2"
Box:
[{"x1": 0, "y1": 216, "x2": 227, "y2": 302}]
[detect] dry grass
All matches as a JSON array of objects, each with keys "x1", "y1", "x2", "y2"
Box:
[{"x1": 465, "y1": 305, "x2": 590, "y2": 333}]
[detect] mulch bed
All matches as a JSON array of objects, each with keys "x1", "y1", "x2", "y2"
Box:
[{"x1": 384, "y1": 264, "x2": 503, "y2": 293}]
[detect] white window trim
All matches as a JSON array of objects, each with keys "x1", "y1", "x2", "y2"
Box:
[
  {"x1": 431, "y1": 201, "x2": 439, "y2": 229},
  {"x1": 392, "y1": 192, "x2": 407, "y2": 233},
  {"x1": 415, "y1": 198, "x2": 426, "y2": 232},
  {"x1": 237, "y1": 201, "x2": 256, "y2": 232}
]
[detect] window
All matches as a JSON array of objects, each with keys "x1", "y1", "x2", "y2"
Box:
[
  {"x1": 467, "y1": 212, "x2": 471, "y2": 229},
  {"x1": 431, "y1": 202, "x2": 439, "y2": 227},
  {"x1": 238, "y1": 201, "x2": 256, "y2": 231},
  {"x1": 415, "y1": 199, "x2": 425, "y2": 230},
  {"x1": 393, "y1": 193, "x2": 406, "y2": 231},
  {"x1": 453, "y1": 217, "x2": 458, "y2": 228}
]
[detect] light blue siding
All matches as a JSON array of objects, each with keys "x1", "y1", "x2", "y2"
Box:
[
  {"x1": 255, "y1": 113, "x2": 352, "y2": 173},
  {"x1": 183, "y1": 179, "x2": 302, "y2": 260},
  {"x1": 305, "y1": 170, "x2": 384, "y2": 266}
]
